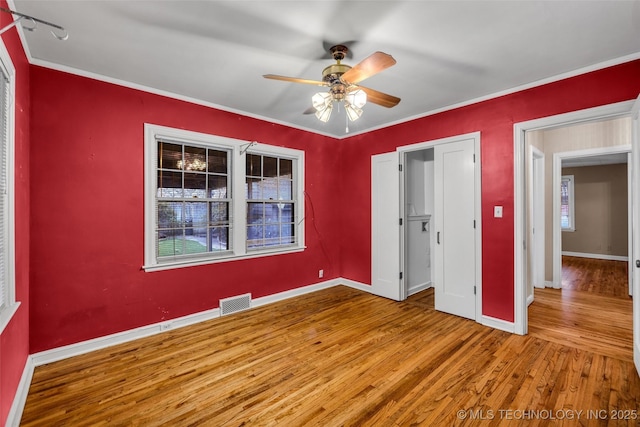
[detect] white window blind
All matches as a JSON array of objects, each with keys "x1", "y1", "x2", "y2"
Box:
[{"x1": 0, "y1": 40, "x2": 17, "y2": 333}]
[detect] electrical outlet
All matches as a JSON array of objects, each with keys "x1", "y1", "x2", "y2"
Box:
[{"x1": 319, "y1": 269, "x2": 324, "y2": 278}]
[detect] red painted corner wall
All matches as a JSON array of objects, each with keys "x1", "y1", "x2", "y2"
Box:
[
  {"x1": 27, "y1": 58, "x2": 640, "y2": 356},
  {"x1": 28, "y1": 67, "x2": 343, "y2": 353},
  {"x1": 0, "y1": 1, "x2": 30, "y2": 424},
  {"x1": 338, "y1": 59, "x2": 640, "y2": 322}
]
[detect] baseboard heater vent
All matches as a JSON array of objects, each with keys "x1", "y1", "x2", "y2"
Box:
[{"x1": 220, "y1": 293, "x2": 252, "y2": 316}]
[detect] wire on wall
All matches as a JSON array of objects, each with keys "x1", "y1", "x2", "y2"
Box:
[{"x1": 302, "y1": 190, "x2": 335, "y2": 273}]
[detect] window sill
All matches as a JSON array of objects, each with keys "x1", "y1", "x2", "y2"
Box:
[
  {"x1": 143, "y1": 246, "x2": 306, "y2": 272},
  {"x1": 561, "y1": 228, "x2": 576, "y2": 232},
  {"x1": 0, "y1": 301, "x2": 21, "y2": 335}
]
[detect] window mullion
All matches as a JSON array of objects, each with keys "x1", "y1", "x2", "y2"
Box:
[{"x1": 233, "y1": 149, "x2": 247, "y2": 256}]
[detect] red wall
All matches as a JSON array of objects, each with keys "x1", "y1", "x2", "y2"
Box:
[
  {"x1": 27, "y1": 58, "x2": 640, "y2": 353},
  {"x1": 28, "y1": 67, "x2": 343, "y2": 352},
  {"x1": 340, "y1": 59, "x2": 640, "y2": 321},
  {"x1": 0, "y1": 1, "x2": 30, "y2": 424}
]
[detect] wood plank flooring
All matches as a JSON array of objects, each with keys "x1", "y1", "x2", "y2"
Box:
[
  {"x1": 529, "y1": 256, "x2": 633, "y2": 362},
  {"x1": 21, "y1": 274, "x2": 640, "y2": 426},
  {"x1": 561, "y1": 256, "x2": 629, "y2": 297}
]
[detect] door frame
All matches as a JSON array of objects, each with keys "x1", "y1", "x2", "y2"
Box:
[
  {"x1": 529, "y1": 145, "x2": 545, "y2": 296},
  {"x1": 513, "y1": 99, "x2": 636, "y2": 335},
  {"x1": 551, "y1": 145, "x2": 631, "y2": 288},
  {"x1": 397, "y1": 131, "x2": 483, "y2": 323}
]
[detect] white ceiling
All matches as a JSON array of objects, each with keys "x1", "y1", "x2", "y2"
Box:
[{"x1": 9, "y1": 0, "x2": 640, "y2": 138}]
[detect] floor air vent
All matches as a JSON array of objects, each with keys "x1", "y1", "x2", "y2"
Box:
[{"x1": 220, "y1": 293, "x2": 252, "y2": 316}]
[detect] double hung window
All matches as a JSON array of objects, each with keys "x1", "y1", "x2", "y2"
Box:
[{"x1": 145, "y1": 125, "x2": 304, "y2": 271}]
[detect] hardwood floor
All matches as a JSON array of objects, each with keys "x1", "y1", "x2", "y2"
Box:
[
  {"x1": 529, "y1": 256, "x2": 633, "y2": 362},
  {"x1": 561, "y1": 255, "x2": 629, "y2": 297},
  {"x1": 21, "y1": 279, "x2": 640, "y2": 426}
]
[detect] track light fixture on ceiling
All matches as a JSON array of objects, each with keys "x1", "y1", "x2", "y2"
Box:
[{"x1": 264, "y1": 44, "x2": 401, "y2": 128}]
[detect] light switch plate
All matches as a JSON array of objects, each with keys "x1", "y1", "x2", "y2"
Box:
[{"x1": 494, "y1": 206, "x2": 503, "y2": 218}]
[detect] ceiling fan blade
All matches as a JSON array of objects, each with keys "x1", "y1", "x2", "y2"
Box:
[
  {"x1": 341, "y1": 52, "x2": 396, "y2": 85},
  {"x1": 263, "y1": 74, "x2": 326, "y2": 86},
  {"x1": 303, "y1": 106, "x2": 316, "y2": 115},
  {"x1": 358, "y1": 86, "x2": 401, "y2": 108}
]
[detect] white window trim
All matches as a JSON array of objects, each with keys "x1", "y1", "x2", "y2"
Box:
[
  {"x1": 143, "y1": 124, "x2": 305, "y2": 272},
  {"x1": 560, "y1": 174, "x2": 575, "y2": 232},
  {"x1": 0, "y1": 37, "x2": 18, "y2": 335}
]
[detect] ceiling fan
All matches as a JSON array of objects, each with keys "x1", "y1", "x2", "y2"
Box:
[{"x1": 263, "y1": 44, "x2": 401, "y2": 124}]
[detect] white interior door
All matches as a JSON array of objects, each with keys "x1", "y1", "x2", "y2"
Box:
[
  {"x1": 631, "y1": 95, "x2": 640, "y2": 375},
  {"x1": 371, "y1": 151, "x2": 402, "y2": 300},
  {"x1": 434, "y1": 139, "x2": 476, "y2": 319},
  {"x1": 531, "y1": 147, "x2": 545, "y2": 290}
]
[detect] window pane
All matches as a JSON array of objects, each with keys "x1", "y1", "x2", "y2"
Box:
[
  {"x1": 157, "y1": 231, "x2": 184, "y2": 257},
  {"x1": 183, "y1": 229, "x2": 207, "y2": 254},
  {"x1": 246, "y1": 178, "x2": 261, "y2": 200},
  {"x1": 280, "y1": 159, "x2": 292, "y2": 179},
  {"x1": 281, "y1": 224, "x2": 295, "y2": 244},
  {"x1": 185, "y1": 202, "x2": 207, "y2": 227},
  {"x1": 184, "y1": 173, "x2": 207, "y2": 198},
  {"x1": 246, "y1": 154, "x2": 261, "y2": 177},
  {"x1": 264, "y1": 203, "x2": 280, "y2": 223},
  {"x1": 158, "y1": 142, "x2": 182, "y2": 170},
  {"x1": 263, "y1": 156, "x2": 278, "y2": 177},
  {"x1": 279, "y1": 180, "x2": 292, "y2": 200},
  {"x1": 265, "y1": 224, "x2": 280, "y2": 245},
  {"x1": 208, "y1": 149, "x2": 227, "y2": 174},
  {"x1": 183, "y1": 146, "x2": 207, "y2": 171},
  {"x1": 210, "y1": 202, "x2": 229, "y2": 226},
  {"x1": 157, "y1": 171, "x2": 183, "y2": 198},
  {"x1": 280, "y1": 203, "x2": 293, "y2": 222},
  {"x1": 208, "y1": 175, "x2": 228, "y2": 199},
  {"x1": 158, "y1": 202, "x2": 183, "y2": 228},
  {"x1": 263, "y1": 178, "x2": 278, "y2": 200},
  {"x1": 247, "y1": 202, "x2": 263, "y2": 224},
  {"x1": 210, "y1": 227, "x2": 229, "y2": 251},
  {"x1": 247, "y1": 225, "x2": 263, "y2": 248}
]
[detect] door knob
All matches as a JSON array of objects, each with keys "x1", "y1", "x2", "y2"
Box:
[{"x1": 636, "y1": 259, "x2": 640, "y2": 268}]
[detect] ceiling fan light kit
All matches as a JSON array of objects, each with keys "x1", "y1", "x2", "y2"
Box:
[{"x1": 264, "y1": 44, "x2": 400, "y2": 127}]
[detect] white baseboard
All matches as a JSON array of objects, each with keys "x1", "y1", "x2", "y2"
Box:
[
  {"x1": 31, "y1": 307, "x2": 222, "y2": 367},
  {"x1": 482, "y1": 315, "x2": 515, "y2": 333},
  {"x1": 407, "y1": 281, "x2": 432, "y2": 296},
  {"x1": 6, "y1": 356, "x2": 34, "y2": 427},
  {"x1": 527, "y1": 294, "x2": 534, "y2": 306},
  {"x1": 544, "y1": 280, "x2": 560, "y2": 289},
  {"x1": 338, "y1": 277, "x2": 372, "y2": 292},
  {"x1": 252, "y1": 279, "x2": 340, "y2": 308},
  {"x1": 31, "y1": 278, "x2": 342, "y2": 367},
  {"x1": 562, "y1": 251, "x2": 628, "y2": 262}
]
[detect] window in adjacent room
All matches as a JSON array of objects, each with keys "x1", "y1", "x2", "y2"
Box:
[
  {"x1": 560, "y1": 175, "x2": 575, "y2": 231},
  {"x1": 0, "y1": 39, "x2": 17, "y2": 333},
  {"x1": 144, "y1": 124, "x2": 304, "y2": 271}
]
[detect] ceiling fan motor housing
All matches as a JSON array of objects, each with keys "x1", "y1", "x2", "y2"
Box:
[{"x1": 322, "y1": 63, "x2": 351, "y2": 101}]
